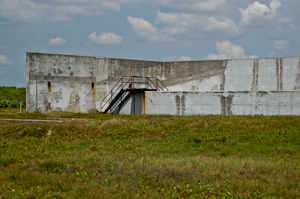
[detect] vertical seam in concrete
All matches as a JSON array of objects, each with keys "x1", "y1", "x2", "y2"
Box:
[
  {"x1": 296, "y1": 58, "x2": 300, "y2": 90},
  {"x1": 276, "y1": 58, "x2": 280, "y2": 91},
  {"x1": 221, "y1": 95, "x2": 226, "y2": 115},
  {"x1": 280, "y1": 58, "x2": 283, "y2": 91},
  {"x1": 221, "y1": 60, "x2": 227, "y2": 91},
  {"x1": 220, "y1": 93, "x2": 233, "y2": 115},
  {"x1": 181, "y1": 94, "x2": 186, "y2": 116},
  {"x1": 143, "y1": 92, "x2": 146, "y2": 114},
  {"x1": 175, "y1": 94, "x2": 181, "y2": 116},
  {"x1": 290, "y1": 94, "x2": 293, "y2": 115},
  {"x1": 222, "y1": 73, "x2": 225, "y2": 91},
  {"x1": 180, "y1": 92, "x2": 182, "y2": 116},
  {"x1": 252, "y1": 60, "x2": 255, "y2": 91},
  {"x1": 251, "y1": 59, "x2": 259, "y2": 91},
  {"x1": 256, "y1": 60, "x2": 259, "y2": 91},
  {"x1": 255, "y1": 92, "x2": 258, "y2": 113},
  {"x1": 276, "y1": 58, "x2": 283, "y2": 91},
  {"x1": 227, "y1": 95, "x2": 233, "y2": 116}
]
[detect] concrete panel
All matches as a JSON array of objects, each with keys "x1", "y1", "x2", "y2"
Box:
[
  {"x1": 257, "y1": 58, "x2": 277, "y2": 91},
  {"x1": 144, "y1": 92, "x2": 178, "y2": 115},
  {"x1": 224, "y1": 59, "x2": 254, "y2": 91},
  {"x1": 282, "y1": 57, "x2": 300, "y2": 91},
  {"x1": 184, "y1": 92, "x2": 221, "y2": 115},
  {"x1": 95, "y1": 58, "x2": 108, "y2": 83}
]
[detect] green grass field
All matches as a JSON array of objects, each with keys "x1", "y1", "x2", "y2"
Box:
[{"x1": 0, "y1": 108, "x2": 299, "y2": 198}]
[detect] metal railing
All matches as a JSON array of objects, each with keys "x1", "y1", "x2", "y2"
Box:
[{"x1": 100, "y1": 76, "x2": 168, "y2": 112}]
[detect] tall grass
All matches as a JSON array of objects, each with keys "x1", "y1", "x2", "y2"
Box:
[{"x1": 0, "y1": 112, "x2": 299, "y2": 198}]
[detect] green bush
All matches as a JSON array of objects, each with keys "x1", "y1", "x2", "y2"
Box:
[
  {"x1": 0, "y1": 86, "x2": 26, "y2": 108},
  {"x1": 0, "y1": 86, "x2": 26, "y2": 100}
]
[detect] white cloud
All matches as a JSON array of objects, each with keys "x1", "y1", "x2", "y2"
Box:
[
  {"x1": 180, "y1": 56, "x2": 191, "y2": 61},
  {"x1": 88, "y1": 32, "x2": 122, "y2": 44},
  {"x1": 48, "y1": 37, "x2": 67, "y2": 45},
  {"x1": 154, "y1": 11, "x2": 241, "y2": 38},
  {"x1": 203, "y1": 16, "x2": 241, "y2": 35},
  {"x1": 155, "y1": 11, "x2": 200, "y2": 26},
  {"x1": 158, "y1": 0, "x2": 228, "y2": 13},
  {"x1": 207, "y1": 40, "x2": 257, "y2": 60},
  {"x1": 155, "y1": 11, "x2": 205, "y2": 36},
  {"x1": 0, "y1": 54, "x2": 13, "y2": 65},
  {"x1": 0, "y1": 0, "x2": 143, "y2": 21},
  {"x1": 239, "y1": 0, "x2": 292, "y2": 27},
  {"x1": 128, "y1": 11, "x2": 242, "y2": 42},
  {"x1": 274, "y1": 40, "x2": 289, "y2": 50},
  {"x1": 0, "y1": 0, "x2": 46, "y2": 21},
  {"x1": 127, "y1": 16, "x2": 174, "y2": 43}
]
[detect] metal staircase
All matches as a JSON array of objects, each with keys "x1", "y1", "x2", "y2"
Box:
[{"x1": 100, "y1": 76, "x2": 168, "y2": 114}]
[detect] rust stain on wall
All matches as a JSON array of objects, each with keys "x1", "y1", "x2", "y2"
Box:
[
  {"x1": 48, "y1": 81, "x2": 51, "y2": 97},
  {"x1": 92, "y1": 82, "x2": 95, "y2": 104}
]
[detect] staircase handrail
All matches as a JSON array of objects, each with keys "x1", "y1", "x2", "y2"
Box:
[
  {"x1": 101, "y1": 77, "x2": 133, "y2": 111},
  {"x1": 146, "y1": 77, "x2": 160, "y2": 90},
  {"x1": 101, "y1": 77, "x2": 123, "y2": 104},
  {"x1": 157, "y1": 79, "x2": 169, "y2": 91},
  {"x1": 100, "y1": 76, "x2": 169, "y2": 113}
]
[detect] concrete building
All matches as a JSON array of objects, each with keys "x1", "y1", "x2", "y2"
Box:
[{"x1": 26, "y1": 52, "x2": 300, "y2": 115}]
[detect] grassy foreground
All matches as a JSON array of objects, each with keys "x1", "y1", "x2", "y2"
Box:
[{"x1": 0, "y1": 108, "x2": 300, "y2": 198}]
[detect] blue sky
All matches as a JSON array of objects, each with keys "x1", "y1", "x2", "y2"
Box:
[{"x1": 0, "y1": 0, "x2": 299, "y2": 87}]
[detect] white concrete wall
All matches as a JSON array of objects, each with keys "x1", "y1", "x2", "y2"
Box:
[
  {"x1": 167, "y1": 57, "x2": 300, "y2": 92},
  {"x1": 143, "y1": 91, "x2": 300, "y2": 116},
  {"x1": 26, "y1": 53, "x2": 101, "y2": 113}
]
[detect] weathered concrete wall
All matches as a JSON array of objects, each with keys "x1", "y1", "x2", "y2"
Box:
[
  {"x1": 106, "y1": 58, "x2": 226, "y2": 90},
  {"x1": 166, "y1": 58, "x2": 300, "y2": 92},
  {"x1": 106, "y1": 57, "x2": 300, "y2": 92},
  {"x1": 26, "y1": 53, "x2": 104, "y2": 113},
  {"x1": 26, "y1": 52, "x2": 300, "y2": 114},
  {"x1": 142, "y1": 91, "x2": 300, "y2": 116}
]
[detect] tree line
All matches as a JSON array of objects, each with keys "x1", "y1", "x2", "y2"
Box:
[{"x1": 0, "y1": 86, "x2": 26, "y2": 108}]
